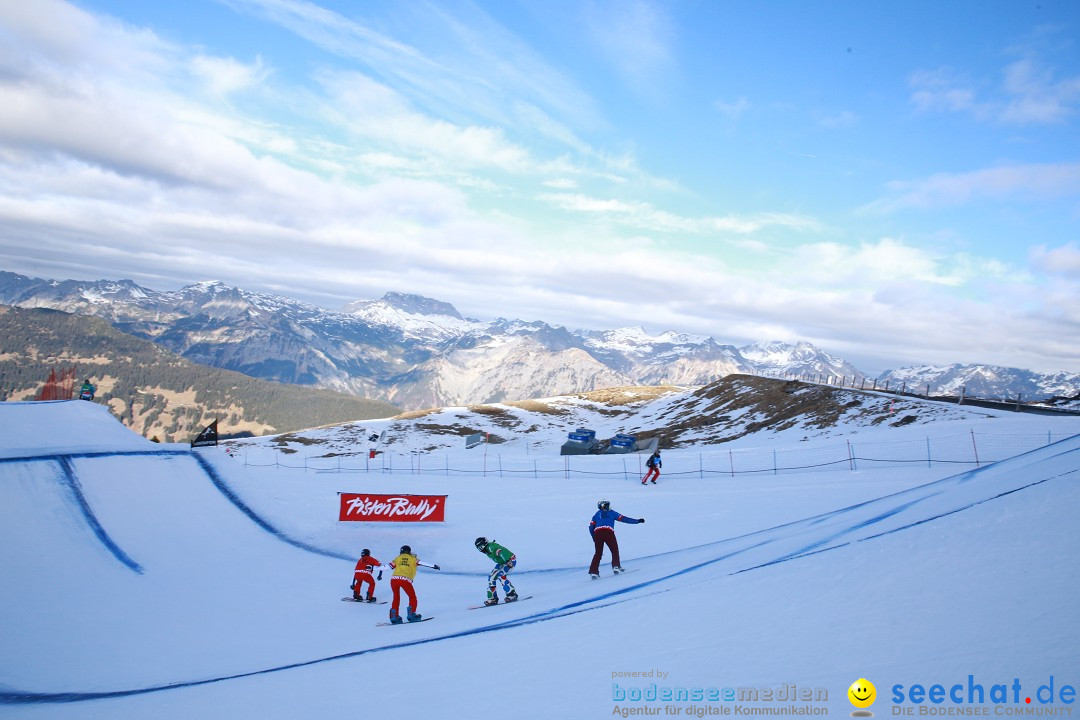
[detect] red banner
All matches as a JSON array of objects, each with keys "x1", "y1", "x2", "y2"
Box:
[{"x1": 338, "y1": 493, "x2": 447, "y2": 522}]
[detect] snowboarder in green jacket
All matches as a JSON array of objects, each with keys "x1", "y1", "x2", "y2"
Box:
[{"x1": 475, "y1": 537, "x2": 518, "y2": 606}]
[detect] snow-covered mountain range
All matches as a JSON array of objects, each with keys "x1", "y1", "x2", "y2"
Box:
[
  {"x1": 878, "y1": 364, "x2": 1080, "y2": 404},
  {"x1": 2, "y1": 270, "x2": 1076, "y2": 408}
]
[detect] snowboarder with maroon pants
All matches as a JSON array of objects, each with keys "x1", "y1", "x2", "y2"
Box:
[{"x1": 588, "y1": 500, "x2": 644, "y2": 578}]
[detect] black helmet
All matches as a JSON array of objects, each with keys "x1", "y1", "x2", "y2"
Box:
[
  {"x1": 400, "y1": 545, "x2": 412, "y2": 555},
  {"x1": 360, "y1": 548, "x2": 370, "y2": 557},
  {"x1": 597, "y1": 499, "x2": 610, "y2": 511},
  {"x1": 474, "y1": 537, "x2": 488, "y2": 552}
]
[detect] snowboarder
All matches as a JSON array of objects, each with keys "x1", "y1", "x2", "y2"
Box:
[
  {"x1": 588, "y1": 500, "x2": 644, "y2": 578},
  {"x1": 474, "y1": 537, "x2": 518, "y2": 606},
  {"x1": 642, "y1": 449, "x2": 661, "y2": 484},
  {"x1": 387, "y1": 545, "x2": 440, "y2": 624},
  {"x1": 79, "y1": 379, "x2": 96, "y2": 401},
  {"x1": 350, "y1": 548, "x2": 382, "y2": 602}
]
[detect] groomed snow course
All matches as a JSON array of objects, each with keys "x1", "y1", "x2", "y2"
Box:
[{"x1": 1, "y1": 399, "x2": 1077, "y2": 719}]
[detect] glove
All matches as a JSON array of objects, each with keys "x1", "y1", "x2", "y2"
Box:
[
  {"x1": 377, "y1": 570, "x2": 383, "y2": 581},
  {"x1": 639, "y1": 518, "x2": 645, "y2": 523},
  {"x1": 433, "y1": 564, "x2": 441, "y2": 570}
]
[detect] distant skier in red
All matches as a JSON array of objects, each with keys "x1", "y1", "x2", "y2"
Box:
[
  {"x1": 351, "y1": 548, "x2": 381, "y2": 602},
  {"x1": 642, "y1": 449, "x2": 661, "y2": 484},
  {"x1": 588, "y1": 499, "x2": 644, "y2": 578}
]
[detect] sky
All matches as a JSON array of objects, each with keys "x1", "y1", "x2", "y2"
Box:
[{"x1": 0, "y1": 1, "x2": 1078, "y2": 376}]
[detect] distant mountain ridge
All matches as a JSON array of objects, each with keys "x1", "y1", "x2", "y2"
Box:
[
  {"x1": 878, "y1": 364, "x2": 1080, "y2": 404},
  {"x1": 0, "y1": 305, "x2": 399, "y2": 442},
  {"x1": 2, "y1": 270, "x2": 1076, "y2": 407}
]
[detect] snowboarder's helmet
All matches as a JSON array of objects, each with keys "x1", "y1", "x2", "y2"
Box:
[
  {"x1": 400, "y1": 545, "x2": 412, "y2": 555},
  {"x1": 361, "y1": 548, "x2": 370, "y2": 557},
  {"x1": 597, "y1": 499, "x2": 610, "y2": 511},
  {"x1": 474, "y1": 537, "x2": 488, "y2": 552}
]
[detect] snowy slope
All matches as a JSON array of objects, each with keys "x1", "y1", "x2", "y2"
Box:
[{"x1": 1, "y1": 400, "x2": 1078, "y2": 719}]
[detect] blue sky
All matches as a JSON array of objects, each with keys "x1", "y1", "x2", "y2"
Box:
[{"x1": 0, "y1": 0, "x2": 1078, "y2": 375}]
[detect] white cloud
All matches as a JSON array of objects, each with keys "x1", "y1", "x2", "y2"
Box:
[
  {"x1": 908, "y1": 67, "x2": 984, "y2": 117},
  {"x1": 1032, "y1": 243, "x2": 1080, "y2": 277},
  {"x1": 1000, "y1": 58, "x2": 1080, "y2": 125},
  {"x1": 190, "y1": 54, "x2": 270, "y2": 98},
  {"x1": 537, "y1": 192, "x2": 823, "y2": 236},
  {"x1": 317, "y1": 70, "x2": 533, "y2": 174},
  {"x1": 909, "y1": 54, "x2": 1080, "y2": 126},
  {"x1": 228, "y1": 0, "x2": 601, "y2": 137},
  {"x1": 817, "y1": 110, "x2": 859, "y2": 129},
  {"x1": 584, "y1": 0, "x2": 675, "y2": 99},
  {"x1": 715, "y1": 97, "x2": 750, "y2": 121},
  {"x1": 864, "y1": 162, "x2": 1080, "y2": 213}
]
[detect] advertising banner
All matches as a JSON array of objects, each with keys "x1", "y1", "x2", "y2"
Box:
[{"x1": 338, "y1": 493, "x2": 446, "y2": 522}]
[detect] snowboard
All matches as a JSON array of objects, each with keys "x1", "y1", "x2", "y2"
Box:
[
  {"x1": 376, "y1": 617, "x2": 434, "y2": 627},
  {"x1": 341, "y1": 597, "x2": 388, "y2": 604},
  {"x1": 590, "y1": 569, "x2": 639, "y2": 580},
  {"x1": 467, "y1": 595, "x2": 533, "y2": 610}
]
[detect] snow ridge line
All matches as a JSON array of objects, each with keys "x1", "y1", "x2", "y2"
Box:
[
  {"x1": 0, "y1": 449, "x2": 356, "y2": 563},
  {"x1": 731, "y1": 470, "x2": 1076, "y2": 576},
  {"x1": 54, "y1": 456, "x2": 144, "y2": 574},
  {"x1": 189, "y1": 453, "x2": 353, "y2": 562}
]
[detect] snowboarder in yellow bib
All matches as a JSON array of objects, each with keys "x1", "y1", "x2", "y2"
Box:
[
  {"x1": 474, "y1": 537, "x2": 518, "y2": 606},
  {"x1": 387, "y1": 545, "x2": 439, "y2": 624}
]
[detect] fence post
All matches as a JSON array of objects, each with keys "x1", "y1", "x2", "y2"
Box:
[
  {"x1": 729, "y1": 449, "x2": 734, "y2": 477},
  {"x1": 699, "y1": 454, "x2": 703, "y2": 479},
  {"x1": 847, "y1": 440, "x2": 854, "y2": 471},
  {"x1": 926, "y1": 436, "x2": 932, "y2": 468},
  {"x1": 971, "y1": 430, "x2": 980, "y2": 467}
]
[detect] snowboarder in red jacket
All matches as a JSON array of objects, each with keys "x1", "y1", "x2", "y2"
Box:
[
  {"x1": 351, "y1": 548, "x2": 381, "y2": 602},
  {"x1": 588, "y1": 500, "x2": 644, "y2": 578}
]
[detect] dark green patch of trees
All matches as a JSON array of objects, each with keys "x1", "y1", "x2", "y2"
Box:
[{"x1": 0, "y1": 306, "x2": 399, "y2": 442}]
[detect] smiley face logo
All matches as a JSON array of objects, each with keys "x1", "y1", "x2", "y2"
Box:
[{"x1": 848, "y1": 678, "x2": 876, "y2": 709}]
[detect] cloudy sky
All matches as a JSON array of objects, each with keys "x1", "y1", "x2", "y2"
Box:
[{"x1": 1, "y1": 0, "x2": 1078, "y2": 375}]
